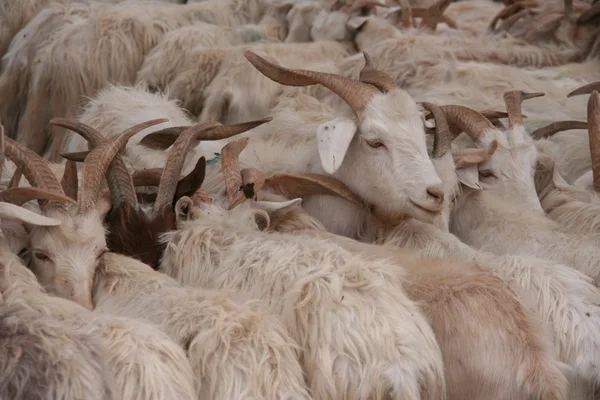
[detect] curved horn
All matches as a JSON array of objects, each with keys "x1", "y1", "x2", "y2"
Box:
[
  {"x1": 227, "y1": 168, "x2": 266, "y2": 210},
  {"x1": 439, "y1": 105, "x2": 496, "y2": 142},
  {"x1": 4, "y1": 137, "x2": 65, "y2": 210},
  {"x1": 221, "y1": 138, "x2": 249, "y2": 209},
  {"x1": 244, "y1": 50, "x2": 380, "y2": 116},
  {"x1": 359, "y1": 52, "x2": 396, "y2": 93},
  {"x1": 153, "y1": 121, "x2": 221, "y2": 213},
  {"x1": 8, "y1": 168, "x2": 22, "y2": 189},
  {"x1": 421, "y1": 0, "x2": 452, "y2": 30},
  {"x1": 0, "y1": 202, "x2": 62, "y2": 226},
  {"x1": 60, "y1": 151, "x2": 90, "y2": 163},
  {"x1": 503, "y1": 91, "x2": 544, "y2": 128},
  {"x1": 60, "y1": 159, "x2": 78, "y2": 201},
  {"x1": 452, "y1": 141, "x2": 499, "y2": 168},
  {"x1": 138, "y1": 126, "x2": 190, "y2": 150},
  {"x1": 51, "y1": 118, "x2": 142, "y2": 208},
  {"x1": 132, "y1": 169, "x2": 163, "y2": 188},
  {"x1": 489, "y1": 3, "x2": 525, "y2": 30},
  {"x1": 530, "y1": 120, "x2": 588, "y2": 139},
  {"x1": 0, "y1": 122, "x2": 5, "y2": 180},
  {"x1": 588, "y1": 91, "x2": 600, "y2": 192},
  {"x1": 78, "y1": 119, "x2": 166, "y2": 214},
  {"x1": 397, "y1": 0, "x2": 413, "y2": 27},
  {"x1": 422, "y1": 102, "x2": 451, "y2": 158},
  {"x1": 0, "y1": 187, "x2": 76, "y2": 207},
  {"x1": 264, "y1": 172, "x2": 365, "y2": 207},
  {"x1": 568, "y1": 81, "x2": 600, "y2": 97}
]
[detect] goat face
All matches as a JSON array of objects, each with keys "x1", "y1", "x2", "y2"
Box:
[
  {"x1": 28, "y1": 209, "x2": 107, "y2": 310},
  {"x1": 330, "y1": 90, "x2": 444, "y2": 223}
]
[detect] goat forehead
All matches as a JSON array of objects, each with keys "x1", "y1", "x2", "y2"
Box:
[
  {"x1": 33, "y1": 213, "x2": 105, "y2": 248},
  {"x1": 362, "y1": 91, "x2": 425, "y2": 141}
]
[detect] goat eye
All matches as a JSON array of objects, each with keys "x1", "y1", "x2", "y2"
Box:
[
  {"x1": 479, "y1": 170, "x2": 496, "y2": 179},
  {"x1": 365, "y1": 139, "x2": 385, "y2": 149},
  {"x1": 34, "y1": 252, "x2": 49, "y2": 261}
]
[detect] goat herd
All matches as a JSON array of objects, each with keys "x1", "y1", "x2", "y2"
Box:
[{"x1": 1, "y1": 0, "x2": 600, "y2": 399}]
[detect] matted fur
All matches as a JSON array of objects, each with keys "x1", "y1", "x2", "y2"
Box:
[
  {"x1": 160, "y1": 203, "x2": 446, "y2": 399},
  {"x1": 94, "y1": 252, "x2": 312, "y2": 399},
  {"x1": 265, "y1": 203, "x2": 568, "y2": 399}
]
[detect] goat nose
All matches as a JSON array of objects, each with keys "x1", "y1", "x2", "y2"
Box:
[{"x1": 426, "y1": 186, "x2": 444, "y2": 203}]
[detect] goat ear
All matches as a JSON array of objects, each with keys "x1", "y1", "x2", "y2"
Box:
[
  {"x1": 347, "y1": 16, "x2": 370, "y2": 32},
  {"x1": 175, "y1": 197, "x2": 195, "y2": 222},
  {"x1": 252, "y1": 210, "x2": 270, "y2": 232},
  {"x1": 0, "y1": 202, "x2": 62, "y2": 226},
  {"x1": 316, "y1": 117, "x2": 357, "y2": 174},
  {"x1": 551, "y1": 165, "x2": 569, "y2": 189},
  {"x1": 456, "y1": 165, "x2": 481, "y2": 190}
]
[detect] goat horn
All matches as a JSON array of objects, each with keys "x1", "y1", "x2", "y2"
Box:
[
  {"x1": 221, "y1": 138, "x2": 249, "y2": 209},
  {"x1": 8, "y1": 168, "x2": 22, "y2": 189},
  {"x1": 133, "y1": 158, "x2": 207, "y2": 205},
  {"x1": 397, "y1": 0, "x2": 413, "y2": 27},
  {"x1": 227, "y1": 168, "x2": 266, "y2": 210},
  {"x1": 347, "y1": 0, "x2": 388, "y2": 12},
  {"x1": 439, "y1": 105, "x2": 495, "y2": 142},
  {"x1": 61, "y1": 159, "x2": 78, "y2": 201},
  {"x1": 489, "y1": 3, "x2": 525, "y2": 30},
  {"x1": 480, "y1": 110, "x2": 509, "y2": 120},
  {"x1": 264, "y1": 173, "x2": 365, "y2": 207},
  {"x1": 51, "y1": 118, "x2": 139, "y2": 208},
  {"x1": 588, "y1": 91, "x2": 600, "y2": 192},
  {"x1": 422, "y1": 102, "x2": 451, "y2": 158},
  {"x1": 78, "y1": 119, "x2": 166, "y2": 214},
  {"x1": 578, "y1": 2, "x2": 600, "y2": 23},
  {"x1": 0, "y1": 202, "x2": 62, "y2": 226},
  {"x1": 359, "y1": 52, "x2": 397, "y2": 93},
  {"x1": 0, "y1": 187, "x2": 76, "y2": 207},
  {"x1": 421, "y1": 0, "x2": 452, "y2": 30},
  {"x1": 568, "y1": 81, "x2": 600, "y2": 97},
  {"x1": 153, "y1": 121, "x2": 221, "y2": 213},
  {"x1": 245, "y1": 50, "x2": 380, "y2": 117},
  {"x1": 138, "y1": 126, "x2": 190, "y2": 150},
  {"x1": 0, "y1": 122, "x2": 4, "y2": 180},
  {"x1": 4, "y1": 136, "x2": 65, "y2": 211},
  {"x1": 530, "y1": 120, "x2": 588, "y2": 139},
  {"x1": 452, "y1": 141, "x2": 499, "y2": 169},
  {"x1": 503, "y1": 90, "x2": 544, "y2": 128},
  {"x1": 60, "y1": 151, "x2": 90, "y2": 162}
]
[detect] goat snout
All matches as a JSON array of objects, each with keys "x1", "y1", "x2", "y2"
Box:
[{"x1": 426, "y1": 185, "x2": 445, "y2": 204}]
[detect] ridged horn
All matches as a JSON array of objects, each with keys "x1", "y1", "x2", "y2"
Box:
[
  {"x1": 530, "y1": 121, "x2": 588, "y2": 139},
  {"x1": 503, "y1": 90, "x2": 544, "y2": 128},
  {"x1": 568, "y1": 81, "x2": 600, "y2": 97},
  {"x1": 359, "y1": 52, "x2": 396, "y2": 93},
  {"x1": 138, "y1": 126, "x2": 190, "y2": 150},
  {"x1": 221, "y1": 138, "x2": 249, "y2": 209},
  {"x1": 244, "y1": 50, "x2": 380, "y2": 116},
  {"x1": 4, "y1": 136, "x2": 65, "y2": 210},
  {"x1": 8, "y1": 168, "x2": 22, "y2": 189},
  {"x1": 51, "y1": 118, "x2": 146, "y2": 208},
  {"x1": 60, "y1": 160, "x2": 78, "y2": 201},
  {"x1": 0, "y1": 187, "x2": 76, "y2": 207},
  {"x1": 588, "y1": 91, "x2": 600, "y2": 192},
  {"x1": 421, "y1": 0, "x2": 452, "y2": 30},
  {"x1": 439, "y1": 105, "x2": 496, "y2": 141},
  {"x1": 263, "y1": 173, "x2": 365, "y2": 207},
  {"x1": 78, "y1": 119, "x2": 165, "y2": 214},
  {"x1": 422, "y1": 102, "x2": 451, "y2": 158}
]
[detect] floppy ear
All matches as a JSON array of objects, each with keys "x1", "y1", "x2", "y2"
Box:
[
  {"x1": 347, "y1": 16, "x2": 370, "y2": 32},
  {"x1": 316, "y1": 117, "x2": 358, "y2": 174},
  {"x1": 175, "y1": 197, "x2": 195, "y2": 223},
  {"x1": 0, "y1": 202, "x2": 62, "y2": 226},
  {"x1": 455, "y1": 165, "x2": 481, "y2": 190}
]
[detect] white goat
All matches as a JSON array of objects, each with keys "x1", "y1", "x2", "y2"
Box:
[
  {"x1": 0, "y1": 247, "x2": 198, "y2": 400},
  {"x1": 94, "y1": 252, "x2": 312, "y2": 400}
]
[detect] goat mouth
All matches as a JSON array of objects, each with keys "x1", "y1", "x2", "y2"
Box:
[{"x1": 409, "y1": 199, "x2": 442, "y2": 215}]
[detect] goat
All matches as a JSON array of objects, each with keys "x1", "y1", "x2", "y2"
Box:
[
  {"x1": 94, "y1": 251, "x2": 312, "y2": 399},
  {"x1": 157, "y1": 138, "x2": 446, "y2": 400},
  {"x1": 0, "y1": 244, "x2": 198, "y2": 400},
  {"x1": 193, "y1": 51, "x2": 446, "y2": 240}
]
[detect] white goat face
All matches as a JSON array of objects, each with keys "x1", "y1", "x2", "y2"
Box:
[
  {"x1": 28, "y1": 209, "x2": 107, "y2": 310},
  {"x1": 477, "y1": 126, "x2": 538, "y2": 195},
  {"x1": 319, "y1": 90, "x2": 444, "y2": 223}
]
